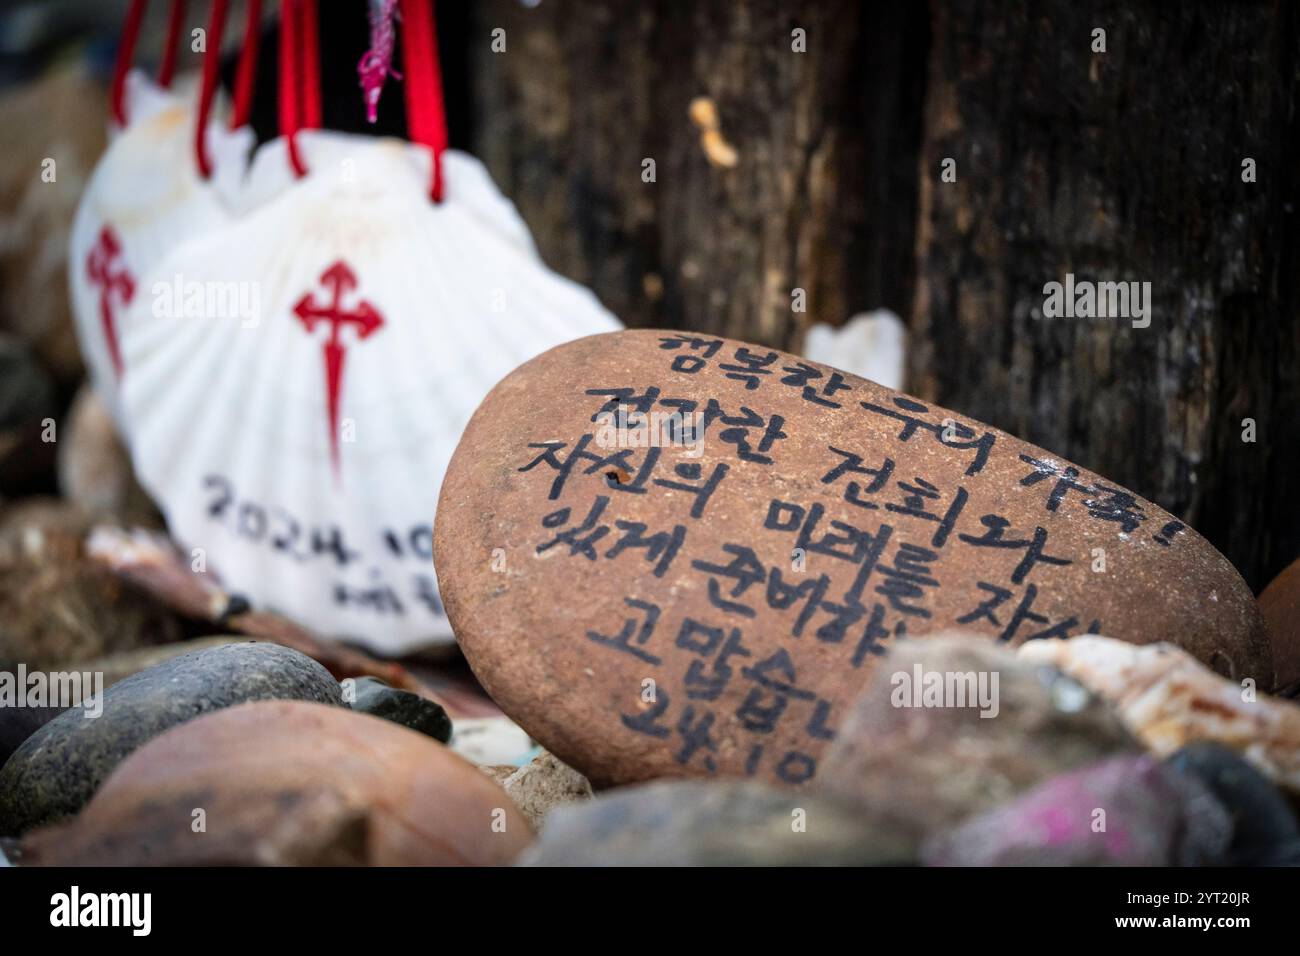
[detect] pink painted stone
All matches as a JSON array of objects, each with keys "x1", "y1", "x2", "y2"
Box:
[{"x1": 921, "y1": 755, "x2": 1231, "y2": 866}]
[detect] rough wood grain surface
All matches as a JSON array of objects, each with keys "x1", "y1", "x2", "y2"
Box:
[
  {"x1": 469, "y1": 0, "x2": 926, "y2": 350},
  {"x1": 460, "y1": 1, "x2": 1298, "y2": 591},
  {"x1": 911, "y1": 1, "x2": 1300, "y2": 591}
]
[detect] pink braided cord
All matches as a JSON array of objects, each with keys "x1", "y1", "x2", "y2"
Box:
[{"x1": 358, "y1": 0, "x2": 401, "y2": 123}]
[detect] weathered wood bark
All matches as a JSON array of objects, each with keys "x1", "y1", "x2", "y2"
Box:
[
  {"x1": 468, "y1": 0, "x2": 927, "y2": 349},
  {"x1": 460, "y1": 1, "x2": 1299, "y2": 590},
  {"x1": 912, "y1": 1, "x2": 1300, "y2": 589}
]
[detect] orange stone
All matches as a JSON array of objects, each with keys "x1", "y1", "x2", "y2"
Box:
[
  {"x1": 434, "y1": 330, "x2": 1270, "y2": 787},
  {"x1": 1258, "y1": 556, "x2": 1300, "y2": 692},
  {"x1": 22, "y1": 700, "x2": 533, "y2": 865}
]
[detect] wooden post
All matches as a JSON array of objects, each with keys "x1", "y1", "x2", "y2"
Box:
[
  {"x1": 912, "y1": 1, "x2": 1300, "y2": 589},
  {"x1": 458, "y1": 1, "x2": 1300, "y2": 589},
  {"x1": 467, "y1": 0, "x2": 927, "y2": 348}
]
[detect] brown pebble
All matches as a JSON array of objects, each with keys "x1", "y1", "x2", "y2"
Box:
[
  {"x1": 21, "y1": 700, "x2": 534, "y2": 866},
  {"x1": 816, "y1": 633, "x2": 1138, "y2": 841},
  {"x1": 1259, "y1": 556, "x2": 1300, "y2": 692},
  {"x1": 434, "y1": 330, "x2": 1269, "y2": 787},
  {"x1": 497, "y1": 751, "x2": 593, "y2": 829}
]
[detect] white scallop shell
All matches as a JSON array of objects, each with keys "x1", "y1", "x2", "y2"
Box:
[
  {"x1": 68, "y1": 70, "x2": 253, "y2": 427},
  {"x1": 803, "y1": 310, "x2": 907, "y2": 392},
  {"x1": 234, "y1": 130, "x2": 540, "y2": 258},
  {"x1": 120, "y1": 132, "x2": 621, "y2": 655},
  {"x1": 106, "y1": 69, "x2": 187, "y2": 143}
]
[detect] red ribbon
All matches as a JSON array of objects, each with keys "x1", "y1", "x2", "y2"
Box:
[
  {"x1": 157, "y1": 0, "x2": 187, "y2": 89},
  {"x1": 231, "y1": 0, "x2": 263, "y2": 130},
  {"x1": 276, "y1": 0, "x2": 449, "y2": 201},
  {"x1": 279, "y1": 0, "x2": 308, "y2": 177},
  {"x1": 111, "y1": 0, "x2": 193, "y2": 127},
  {"x1": 399, "y1": 0, "x2": 448, "y2": 202},
  {"x1": 109, "y1": 0, "x2": 146, "y2": 127},
  {"x1": 194, "y1": 0, "x2": 230, "y2": 180}
]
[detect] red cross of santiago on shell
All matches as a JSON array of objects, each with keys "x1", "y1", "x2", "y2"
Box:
[
  {"x1": 292, "y1": 260, "x2": 385, "y2": 477},
  {"x1": 85, "y1": 225, "x2": 135, "y2": 379}
]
